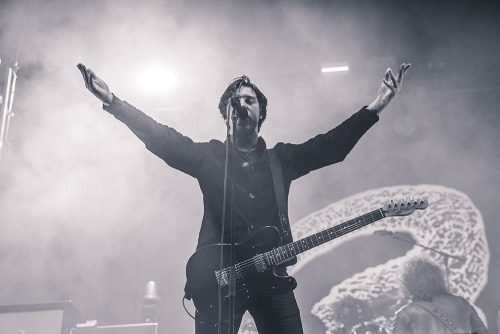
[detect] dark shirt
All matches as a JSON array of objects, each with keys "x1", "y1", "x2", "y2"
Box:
[{"x1": 104, "y1": 97, "x2": 379, "y2": 250}]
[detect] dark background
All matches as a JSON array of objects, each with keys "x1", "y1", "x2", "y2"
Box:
[{"x1": 0, "y1": 0, "x2": 499, "y2": 333}]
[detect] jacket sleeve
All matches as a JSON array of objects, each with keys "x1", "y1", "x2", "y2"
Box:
[
  {"x1": 276, "y1": 107, "x2": 379, "y2": 181},
  {"x1": 103, "y1": 96, "x2": 207, "y2": 177}
]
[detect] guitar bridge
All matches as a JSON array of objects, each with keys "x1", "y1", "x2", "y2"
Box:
[
  {"x1": 215, "y1": 265, "x2": 242, "y2": 288},
  {"x1": 253, "y1": 254, "x2": 267, "y2": 272},
  {"x1": 215, "y1": 269, "x2": 229, "y2": 287}
]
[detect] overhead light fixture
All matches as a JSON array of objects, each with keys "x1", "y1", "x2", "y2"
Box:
[
  {"x1": 321, "y1": 65, "x2": 349, "y2": 73},
  {"x1": 137, "y1": 66, "x2": 176, "y2": 93}
]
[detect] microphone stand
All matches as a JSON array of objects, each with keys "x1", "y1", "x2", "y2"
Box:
[
  {"x1": 387, "y1": 233, "x2": 464, "y2": 291},
  {"x1": 218, "y1": 107, "x2": 238, "y2": 334},
  {"x1": 227, "y1": 110, "x2": 238, "y2": 334}
]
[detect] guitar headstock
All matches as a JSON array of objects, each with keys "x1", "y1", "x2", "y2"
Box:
[{"x1": 382, "y1": 197, "x2": 428, "y2": 217}]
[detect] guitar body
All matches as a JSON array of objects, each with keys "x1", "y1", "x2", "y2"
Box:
[{"x1": 186, "y1": 226, "x2": 297, "y2": 324}]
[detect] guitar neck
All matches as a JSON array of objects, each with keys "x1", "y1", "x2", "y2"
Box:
[{"x1": 265, "y1": 208, "x2": 385, "y2": 266}]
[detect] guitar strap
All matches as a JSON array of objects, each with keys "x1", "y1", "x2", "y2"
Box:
[
  {"x1": 267, "y1": 148, "x2": 297, "y2": 265},
  {"x1": 413, "y1": 301, "x2": 460, "y2": 333}
]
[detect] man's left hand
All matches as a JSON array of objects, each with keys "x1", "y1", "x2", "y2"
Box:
[{"x1": 368, "y1": 63, "x2": 411, "y2": 115}]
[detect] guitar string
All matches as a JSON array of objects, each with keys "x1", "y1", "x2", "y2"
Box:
[
  {"x1": 217, "y1": 199, "x2": 424, "y2": 285},
  {"x1": 221, "y1": 211, "x2": 381, "y2": 280},
  {"x1": 218, "y1": 209, "x2": 385, "y2": 283}
]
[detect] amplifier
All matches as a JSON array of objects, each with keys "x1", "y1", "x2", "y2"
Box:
[
  {"x1": 0, "y1": 301, "x2": 83, "y2": 334},
  {"x1": 71, "y1": 323, "x2": 158, "y2": 334}
]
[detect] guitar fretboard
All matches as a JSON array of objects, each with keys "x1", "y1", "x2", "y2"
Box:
[{"x1": 263, "y1": 208, "x2": 385, "y2": 266}]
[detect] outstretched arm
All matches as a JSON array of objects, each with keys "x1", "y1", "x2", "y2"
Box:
[
  {"x1": 76, "y1": 63, "x2": 207, "y2": 177},
  {"x1": 77, "y1": 63, "x2": 114, "y2": 105},
  {"x1": 367, "y1": 63, "x2": 411, "y2": 115}
]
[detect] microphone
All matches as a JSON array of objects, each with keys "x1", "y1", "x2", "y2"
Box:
[{"x1": 230, "y1": 96, "x2": 249, "y2": 119}]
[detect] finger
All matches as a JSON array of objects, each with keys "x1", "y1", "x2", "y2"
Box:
[
  {"x1": 78, "y1": 63, "x2": 90, "y2": 81},
  {"x1": 86, "y1": 69, "x2": 98, "y2": 89},
  {"x1": 395, "y1": 63, "x2": 411, "y2": 87},
  {"x1": 385, "y1": 68, "x2": 391, "y2": 79},
  {"x1": 78, "y1": 64, "x2": 94, "y2": 89},
  {"x1": 89, "y1": 69, "x2": 106, "y2": 89},
  {"x1": 383, "y1": 79, "x2": 396, "y2": 94},
  {"x1": 382, "y1": 69, "x2": 391, "y2": 86},
  {"x1": 77, "y1": 64, "x2": 91, "y2": 88},
  {"x1": 88, "y1": 69, "x2": 97, "y2": 79},
  {"x1": 403, "y1": 63, "x2": 411, "y2": 76},
  {"x1": 397, "y1": 64, "x2": 405, "y2": 82},
  {"x1": 77, "y1": 63, "x2": 86, "y2": 73},
  {"x1": 399, "y1": 63, "x2": 411, "y2": 78},
  {"x1": 388, "y1": 69, "x2": 398, "y2": 88}
]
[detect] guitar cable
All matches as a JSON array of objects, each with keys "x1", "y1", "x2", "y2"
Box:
[{"x1": 182, "y1": 296, "x2": 196, "y2": 321}]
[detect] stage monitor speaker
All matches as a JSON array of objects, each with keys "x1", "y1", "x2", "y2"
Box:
[
  {"x1": 0, "y1": 300, "x2": 83, "y2": 334},
  {"x1": 71, "y1": 323, "x2": 158, "y2": 334}
]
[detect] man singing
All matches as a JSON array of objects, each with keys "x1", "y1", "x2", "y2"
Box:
[{"x1": 78, "y1": 62, "x2": 410, "y2": 334}]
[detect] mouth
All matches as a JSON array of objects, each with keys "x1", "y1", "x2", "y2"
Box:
[{"x1": 236, "y1": 118, "x2": 250, "y2": 126}]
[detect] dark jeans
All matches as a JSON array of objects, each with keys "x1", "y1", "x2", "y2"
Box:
[{"x1": 195, "y1": 291, "x2": 303, "y2": 334}]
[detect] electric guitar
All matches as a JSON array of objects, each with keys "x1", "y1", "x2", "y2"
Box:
[{"x1": 186, "y1": 197, "x2": 428, "y2": 324}]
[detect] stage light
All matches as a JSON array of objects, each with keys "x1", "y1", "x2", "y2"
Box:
[
  {"x1": 137, "y1": 66, "x2": 176, "y2": 93},
  {"x1": 321, "y1": 65, "x2": 349, "y2": 73}
]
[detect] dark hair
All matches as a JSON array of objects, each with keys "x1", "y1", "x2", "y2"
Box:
[
  {"x1": 400, "y1": 257, "x2": 449, "y2": 302},
  {"x1": 218, "y1": 75, "x2": 268, "y2": 131}
]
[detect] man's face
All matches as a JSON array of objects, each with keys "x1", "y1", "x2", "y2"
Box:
[{"x1": 230, "y1": 85, "x2": 260, "y2": 136}]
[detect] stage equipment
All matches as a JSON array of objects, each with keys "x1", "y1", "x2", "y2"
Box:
[
  {"x1": 350, "y1": 321, "x2": 388, "y2": 334},
  {"x1": 0, "y1": 59, "x2": 19, "y2": 160},
  {"x1": 0, "y1": 300, "x2": 83, "y2": 334},
  {"x1": 141, "y1": 281, "x2": 161, "y2": 323},
  {"x1": 71, "y1": 323, "x2": 158, "y2": 334}
]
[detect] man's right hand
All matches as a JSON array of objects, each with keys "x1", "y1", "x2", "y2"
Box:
[{"x1": 77, "y1": 63, "x2": 113, "y2": 105}]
